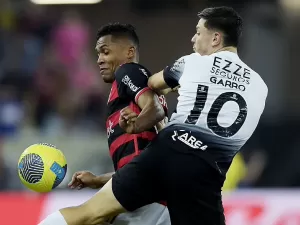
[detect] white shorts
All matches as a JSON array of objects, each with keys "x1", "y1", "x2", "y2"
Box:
[{"x1": 111, "y1": 203, "x2": 170, "y2": 225}]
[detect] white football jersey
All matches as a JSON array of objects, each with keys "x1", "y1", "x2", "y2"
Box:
[{"x1": 163, "y1": 51, "x2": 268, "y2": 157}]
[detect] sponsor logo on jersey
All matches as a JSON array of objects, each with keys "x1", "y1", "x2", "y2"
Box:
[
  {"x1": 172, "y1": 130, "x2": 208, "y2": 150},
  {"x1": 209, "y1": 56, "x2": 251, "y2": 91},
  {"x1": 122, "y1": 75, "x2": 140, "y2": 92}
]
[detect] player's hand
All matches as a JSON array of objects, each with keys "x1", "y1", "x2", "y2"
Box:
[
  {"x1": 68, "y1": 171, "x2": 99, "y2": 190},
  {"x1": 119, "y1": 107, "x2": 138, "y2": 134},
  {"x1": 119, "y1": 115, "x2": 136, "y2": 134},
  {"x1": 120, "y1": 106, "x2": 138, "y2": 121}
]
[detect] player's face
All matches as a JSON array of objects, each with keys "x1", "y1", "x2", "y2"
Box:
[
  {"x1": 191, "y1": 19, "x2": 221, "y2": 56},
  {"x1": 96, "y1": 35, "x2": 131, "y2": 83}
]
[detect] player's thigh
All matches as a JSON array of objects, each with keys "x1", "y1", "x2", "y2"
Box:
[
  {"x1": 163, "y1": 157, "x2": 225, "y2": 225},
  {"x1": 158, "y1": 125, "x2": 226, "y2": 225},
  {"x1": 167, "y1": 196, "x2": 225, "y2": 225},
  {"x1": 111, "y1": 145, "x2": 165, "y2": 212},
  {"x1": 159, "y1": 125, "x2": 224, "y2": 188},
  {"x1": 82, "y1": 179, "x2": 126, "y2": 219},
  {"x1": 112, "y1": 203, "x2": 170, "y2": 225}
]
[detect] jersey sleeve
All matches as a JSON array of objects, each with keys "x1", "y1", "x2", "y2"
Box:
[
  {"x1": 163, "y1": 56, "x2": 186, "y2": 88},
  {"x1": 115, "y1": 63, "x2": 151, "y2": 103}
]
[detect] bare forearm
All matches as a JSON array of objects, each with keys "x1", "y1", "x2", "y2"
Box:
[
  {"x1": 155, "y1": 116, "x2": 168, "y2": 132},
  {"x1": 134, "y1": 99, "x2": 165, "y2": 134},
  {"x1": 152, "y1": 86, "x2": 180, "y2": 96},
  {"x1": 94, "y1": 172, "x2": 115, "y2": 188},
  {"x1": 155, "y1": 88, "x2": 173, "y2": 95}
]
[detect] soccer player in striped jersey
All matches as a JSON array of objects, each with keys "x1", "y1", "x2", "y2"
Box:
[{"x1": 38, "y1": 23, "x2": 170, "y2": 225}]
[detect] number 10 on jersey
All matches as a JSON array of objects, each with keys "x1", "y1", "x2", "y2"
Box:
[{"x1": 185, "y1": 84, "x2": 248, "y2": 138}]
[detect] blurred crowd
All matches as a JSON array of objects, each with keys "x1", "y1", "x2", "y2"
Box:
[
  {"x1": 0, "y1": 4, "x2": 107, "y2": 135},
  {"x1": 0, "y1": 2, "x2": 110, "y2": 191},
  {"x1": 0, "y1": 0, "x2": 300, "y2": 192}
]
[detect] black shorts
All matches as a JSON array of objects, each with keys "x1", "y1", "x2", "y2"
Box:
[{"x1": 112, "y1": 124, "x2": 227, "y2": 225}]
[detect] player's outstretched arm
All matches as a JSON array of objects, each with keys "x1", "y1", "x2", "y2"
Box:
[
  {"x1": 148, "y1": 57, "x2": 185, "y2": 95},
  {"x1": 148, "y1": 70, "x2": 180, "y2": 95},
  {"x1": 68, "y1": 171, "x2": 115, "y2": 190}
]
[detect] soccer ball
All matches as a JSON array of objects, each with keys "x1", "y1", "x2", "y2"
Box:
[{"x1": 18, "y1": 143, "x2": 67, "y2": 193}]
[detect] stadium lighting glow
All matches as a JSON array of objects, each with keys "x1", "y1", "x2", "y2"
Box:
[{"x1": 30, "y1": 0, "x2": 102, "y2": 4}]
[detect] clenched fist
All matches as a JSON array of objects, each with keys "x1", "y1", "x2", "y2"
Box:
[{"x1": 119, "y1": 106, "x2": 138, "y2": 134}]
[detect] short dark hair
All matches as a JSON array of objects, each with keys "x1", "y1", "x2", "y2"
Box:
[
  {"x1": 96, "y1": 22, "x2": 140, "y2": 50},
  {"x1": 198, "y1": 7, "x2": 243, "y2": 47}
]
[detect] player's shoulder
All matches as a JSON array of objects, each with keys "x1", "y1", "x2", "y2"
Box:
[
  {"x1": 213, "y1": 51, "x2": 268, "y2": 92},
  {"x1": 178, "y1": 53, "x2": 201, "y2": 61},
  {"x1": 180, "y1": 53, "x2": 213, "y2": 67},
  {"x1": 234, "y1": 57, "x2": 268, "y2": 93},
  {"x1": 118, "y1": 62, "x2": 146, "y2": 70},
  {"x1": 172, "y1": 53, "x2": 202, "y2": 70},
  {"x1": 252, "y1": 70, "x2": 268, "y2": 95},
  {"x1": 116, "y1": 63, "x2": 151, "y2": 79},
  {"x1": 239, "y1": 61, "x2": 268, "y2": 97}
]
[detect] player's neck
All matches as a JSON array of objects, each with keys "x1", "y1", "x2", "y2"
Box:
[
  {"x1": 125, "y1": 59, "x2": 138, "y2": 64},
  {"x1": 214, "y1": 46, "x2": 237, "y2": 54},
  {"x1": 131, "y1": 58, "x2": 139, "y2": 63}
]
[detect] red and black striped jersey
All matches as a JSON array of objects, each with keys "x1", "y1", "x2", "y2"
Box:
[{"x1": 106, "y1": 63, "x2": 168, "y2": 170}]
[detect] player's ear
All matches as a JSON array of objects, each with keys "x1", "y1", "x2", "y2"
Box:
[
  {"x1": 212, "y1": 32, "x2": 222, "y2": 47},
  {"x1": 127, "y1": 46, "x2": 135, "y2": 60}
]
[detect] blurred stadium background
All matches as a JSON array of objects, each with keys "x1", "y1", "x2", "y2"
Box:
[{"x1": 0, "y1": 0, "x2": 300, "y2": 224}]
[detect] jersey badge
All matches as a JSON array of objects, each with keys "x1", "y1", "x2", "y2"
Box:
[
  {"x1": 107, "y1": 120, "x2": 114, "y2": 138},
  {"x1": 139, "y1": 68, "x2": 148, "y2": 78}
]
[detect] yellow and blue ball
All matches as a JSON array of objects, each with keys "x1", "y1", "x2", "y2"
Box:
[{"x1": 18, "y1": 143, "x2": 67, "y2": 193}]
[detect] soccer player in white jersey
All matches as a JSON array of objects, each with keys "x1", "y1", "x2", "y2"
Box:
[{"x1": 38, "y1": 6, "x2": 267, "y2": 225}]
